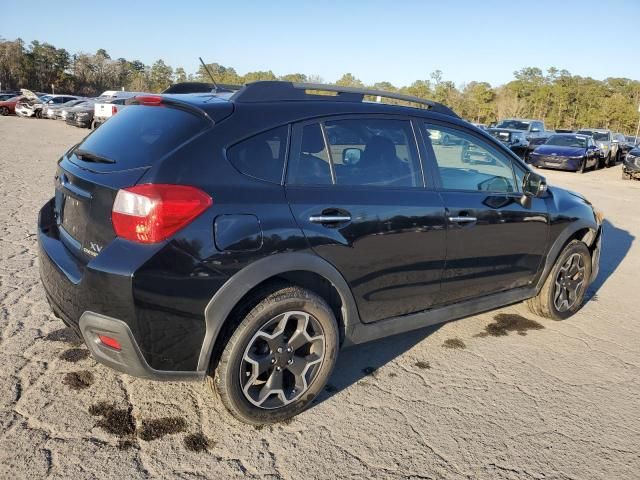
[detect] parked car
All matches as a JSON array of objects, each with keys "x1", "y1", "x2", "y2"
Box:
[
  {"x1": 625, "y1": 135, "x2": 637, "y2": 147},
  {"x1": 65, "y1": 100, "x2": 97, "y2": 128},
  {"x1": 487, "y1": 128, "x2": 529, "y2": 159},
  {"x1": 494, "y1": 118, "x2": 552, "y2": 161},
  {"x1": 529, "y1": 134, "x2": 600, "y2": 173},
  {"x1": 162, "y1": 82, "x2": 241, "y2": 94},
  {"x1": 576, "y1": 128, "x2": 619, "y2": 167},
  {"x1": 0, "y1": 95, "x2": 25, "y2": 115},
  {"x1": 38, "y1": 82, "x2": 603, "y2": 424},
  {"x1": 44, "y1": 99, "x2": 87, "y2": 119},
  {"x1": 15, "y1": 90, "x2": 79, "y2": 118},
  {"x1": 614, "y1": 133, "x2": 635, "y2": 156},
  {"x1": 93, "y1": 98, "x2": 129, "y2": 128},
  {"x1": 622, "y1": 147, "x2": 640, "y2": 180}
]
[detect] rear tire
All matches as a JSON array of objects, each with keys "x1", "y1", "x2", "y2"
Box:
[
  {"x1": 527, "y1": 240, "x2": 591, "y2": 320},
  {"x1": 211, "y1": 286, "x2": 339, "y2": 425},
  {"x1": 0, "y1": 107, "x2": 8, "y2": 116}
]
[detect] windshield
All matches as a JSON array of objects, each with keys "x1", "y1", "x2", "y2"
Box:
[
  {"x1": 578, "y1": 130, "x2": 609, "y2": 142},
  {"x1": 496, "y1": 120, "x2": 530, "y2": 130},
  {"x1": 545, "y1": 135, "x2": 587, "y2": 148}
]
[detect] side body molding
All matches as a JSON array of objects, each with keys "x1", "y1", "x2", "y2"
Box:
[{"x1": 196, "y1": 252, "x2": 361, "y2": 372}]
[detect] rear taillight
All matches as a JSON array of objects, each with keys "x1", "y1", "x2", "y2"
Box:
[
  {"x1": 111, "y1": 105, "x2": 118, "y2": 115},
  {"x1": 112, "y1": 184, "x2": 212, "y2": 243}
]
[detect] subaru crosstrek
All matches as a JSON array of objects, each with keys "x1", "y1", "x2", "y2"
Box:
[{"x1": 38, "y1": 81, "x2": 603, "y2": 424}]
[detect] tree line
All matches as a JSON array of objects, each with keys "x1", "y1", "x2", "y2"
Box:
[{"x1": 1, "y1": 37, "x2": 639, "y2": 134}]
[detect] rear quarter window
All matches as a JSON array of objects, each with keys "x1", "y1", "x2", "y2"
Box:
[
  {"x1": 227, "y1": 126, "x2": 289, "y2": 183},
  {"x1": 76, "y1": 105, "x2": 209, "y2": 169}
]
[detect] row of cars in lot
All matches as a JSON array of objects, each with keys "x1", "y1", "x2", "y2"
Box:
[
  {"x1": 475, "y1": 118, "x2": 639, "y2": 179},
  {"x1": 1, "y1": 87, "x2": 639, "y2": 180},
  {"x1": 0, "y1": 89, "x2": 139, "y2": 128}
]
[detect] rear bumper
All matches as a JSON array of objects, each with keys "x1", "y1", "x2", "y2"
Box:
[
  {"x1": 38, "y1": 197, "x2": 212, "y2": 377},
  {"x1": 79, "y1": 311, "x2": 203, "y2": 381}
]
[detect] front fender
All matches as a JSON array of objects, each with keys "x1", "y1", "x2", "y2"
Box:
[{"x1": 535, "y1": 187, "x2": 600, "y2": 290}]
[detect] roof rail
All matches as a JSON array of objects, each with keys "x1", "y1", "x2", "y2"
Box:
[{"x1": 230, "y1": 81, "x2": 458, "y2": 117}]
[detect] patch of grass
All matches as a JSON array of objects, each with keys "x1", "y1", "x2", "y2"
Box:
[
  {"x1": 442, "y1": 338, "x2": 466, "y2": 349},
  {"x1": 415, "y1": 361, "x2": 431, "y2": 369},
  {"x1": 63, "y1": 370, "x2": 94, "y2": 390},
  {"x1": 89, "y1": 402, "x2": 136, "y2": 437},
  {"x1": 59, "y1": 348, "x2": 89, "y2": 363},
  {"x1": 139, "y1": 417, "x2": 187, "y2": 441},
  {"x1": 184, "y1": 433, "x2": 211, "y2": 453},
  {"x1": 476, "y1": 313, "x2": 544, "y2": 337}
]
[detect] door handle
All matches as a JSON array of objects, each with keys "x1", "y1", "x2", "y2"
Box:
[
  {"x1": 448, "y1": 216, "x2": 477, "y2": 224},
  {"x1": 309, "y1": 214, "x2": 352, "y2": 224}
]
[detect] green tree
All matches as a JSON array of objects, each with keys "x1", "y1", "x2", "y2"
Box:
[{"x1": 149, "y1": 59, "x2": 173, "y2": 92}]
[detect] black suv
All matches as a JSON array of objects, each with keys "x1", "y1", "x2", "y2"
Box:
[{"x1": 38, "y1": 82, "x2": 603, "y2": 424}]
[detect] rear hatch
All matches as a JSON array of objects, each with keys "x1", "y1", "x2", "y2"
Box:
[{"x1": 55, "y1": 102, "x2": 213, "y2": 262}]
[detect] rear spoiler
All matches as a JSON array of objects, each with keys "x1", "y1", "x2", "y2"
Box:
[{"x1": 124, "y1": 94, "x2": 218, "y2": 124}]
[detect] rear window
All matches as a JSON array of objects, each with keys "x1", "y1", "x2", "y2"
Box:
[
  {"x1": 75, "y1": 105, "x2": 208, "y2": 170},
  {"x1": 227, "y1": 126, "x2": 289, "y2": 183}
]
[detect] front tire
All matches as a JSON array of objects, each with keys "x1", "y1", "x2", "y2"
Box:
[
  {"x1": 211, "y1": 286, "x2": 339, "y2": 425},
  {"x1": 527, "y1": 240, "x2": 591, "y2": 320},
  {"x1": 579, "y1": 158, "x2": 586, "y2": 173}
]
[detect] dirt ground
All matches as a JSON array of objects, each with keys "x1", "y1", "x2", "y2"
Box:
[{"x1": 1, "y1": 116, "x2": 638, "y2": 479}]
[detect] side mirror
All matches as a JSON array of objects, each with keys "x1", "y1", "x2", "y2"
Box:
[
  {"x1": 522, "y1": 171, "x2": 547, "y2": 198},
  {"x1": 521, "y1": 171, "x2": 547, "y2": 207},
  {"x1": 342, "y1": 147, "x2": 362, "y2": 165}
]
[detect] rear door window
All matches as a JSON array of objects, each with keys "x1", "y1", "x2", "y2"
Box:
[
  {"x1": 287, "y1": 117, "x2": 422, "y2": 188},
  {"x1": 287, "y1": 123, "x2": 333, "y2": 185},
  {"x1": 227, "y1": 125, "x2": 289, "y2": 183},
  {"x1": 74, "y1": 105, "x2": 209, "y2": 170}
]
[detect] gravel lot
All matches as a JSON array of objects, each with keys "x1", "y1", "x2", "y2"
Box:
[{"x1": 1, "y1": 116, "x2": 639, "y2": 479}]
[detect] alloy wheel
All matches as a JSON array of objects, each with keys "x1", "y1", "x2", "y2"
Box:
[
  {"x1": 553, "y1": 253, "x2": 586, "y2": 312},
  {"x1": 240, "y1": 311, "x2": 325, "y2": 409}
]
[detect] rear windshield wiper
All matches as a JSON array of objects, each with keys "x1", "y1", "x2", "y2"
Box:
[{"x1": 74, "y1": 148, "x2": 116, "y2": 164}]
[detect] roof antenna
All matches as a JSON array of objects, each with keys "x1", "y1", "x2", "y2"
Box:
[{"x1": 199, "y1": 57, "x2": 218, "y2": 91}]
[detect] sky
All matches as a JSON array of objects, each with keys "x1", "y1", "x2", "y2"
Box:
[{"x1": 3, "y1": 0, "x2": 640, "y2": 87}]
